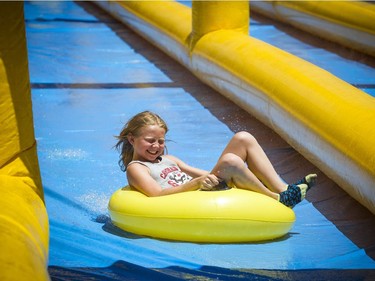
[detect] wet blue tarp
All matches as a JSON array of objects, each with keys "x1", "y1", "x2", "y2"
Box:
[{"x1": 25, "y1": 1, "x2": 375, "y2": 280}]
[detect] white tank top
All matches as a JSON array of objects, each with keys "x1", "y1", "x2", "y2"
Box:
[{"x1": 127, "y1": 156, "x2": 192, "y2": 189}]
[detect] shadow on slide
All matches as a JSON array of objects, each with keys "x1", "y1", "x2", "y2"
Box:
[{"x1": 49, "y1": 260, "x2": 375, "y2": 281}]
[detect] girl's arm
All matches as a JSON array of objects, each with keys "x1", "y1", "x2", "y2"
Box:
[{"x1": 127, "y1": 161, "x2": 219, "y2": 197}]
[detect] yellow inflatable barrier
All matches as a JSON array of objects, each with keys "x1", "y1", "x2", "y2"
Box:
[
  {"x1": 96, "y1": 1, "x2": 375, "y2": 215},
  {"x1": 251, "y1": 1, "x2": 375, "y2": 57},
  {"x1": 0, "y1": 2, "x2": 49, "y2": 280},
  {"x1": 109, "y1": 187, "x2": 295, "y2": 242},
  {"x1": 104, "y1": 1, "x2": 192, "y2": 66}
]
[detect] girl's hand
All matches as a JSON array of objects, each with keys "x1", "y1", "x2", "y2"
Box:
[{"x1": 199, "y1": 174, "x2": 221, "y2": 191}]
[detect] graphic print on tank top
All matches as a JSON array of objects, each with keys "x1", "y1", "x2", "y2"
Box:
[{"x1": 160, "y1": 166, "x2": 192, "y2": 187}]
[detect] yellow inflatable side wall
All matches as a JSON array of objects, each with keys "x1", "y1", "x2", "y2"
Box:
[
  {"x1": 108, "y1": 1, "x2": 192, "y2": 66},
  {"x1": 251, "y1": 1, "x2": 375, "y2": 57},
  {"x1": 96, "y1": 1, "x2": 375, "y2": 215},
  {"x1": 0, "y1": 2, "x2": 49, "y2": 280}
]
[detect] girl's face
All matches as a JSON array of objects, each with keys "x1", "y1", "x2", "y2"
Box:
[{"x1": 130, "y1": 125, "x2": 166, "y2": 162}]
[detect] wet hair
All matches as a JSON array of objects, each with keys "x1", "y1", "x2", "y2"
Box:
[{"x1": 115, "y1": 111, "x2": 168, "y2": 171}]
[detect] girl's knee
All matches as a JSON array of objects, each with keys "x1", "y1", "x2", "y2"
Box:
[
  {"x1": 233, "y1": 131, "x2": 257, "y2": 145},
  {"x1": 220, "y1": 153, "x2": 240, "y2": 166},
  {"x1": 216, "y1": 153, "x2": 243, "y2": 178}
]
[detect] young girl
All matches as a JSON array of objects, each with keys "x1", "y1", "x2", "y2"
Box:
[{"x1": 115, "y1": 111, "x2": 317, "y2": 208}]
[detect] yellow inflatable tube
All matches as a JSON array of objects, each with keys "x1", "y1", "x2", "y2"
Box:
[
  {"x1": 109, "y1": 187, "x2": 295, "y2": 242},
  {"x1": 0, "y1": 2, "x2": 49, "y2": 280},
  {"x1": 251, "y1": 1, "x2": 375, "y2": 57}
]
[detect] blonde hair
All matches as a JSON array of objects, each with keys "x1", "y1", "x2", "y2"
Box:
[{"x1": 115, "y1": 111, "x2": 168, "y2": 171}]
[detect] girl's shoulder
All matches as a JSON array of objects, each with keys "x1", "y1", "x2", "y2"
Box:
[
  {"x1": 162, "y1": 154, "x2": 174, "y2": 161},
  {"x1": 163, "y1": 155, "x2": 191, "y2": 171},
  {"x1": 162, "y1": 155, "x2": 181, "y2": 165},
  {"x1": 127, "y1": 160, "x2": 150, "y2": 172}
]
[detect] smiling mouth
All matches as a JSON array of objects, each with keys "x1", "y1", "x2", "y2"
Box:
[{"x1": 147, "y1": 150, "x2": 159, "y2": 156}]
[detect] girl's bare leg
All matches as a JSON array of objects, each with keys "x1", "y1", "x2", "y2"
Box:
[
  {"x1": 211, "y1": 152, "x2": 280, "y2": 200},
  {"x1": 211, "y1": 132, "x2": 317, "y2": 207},
  {"x1": 212, "y1": 132, "x2": 286, "y2": 193}
]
